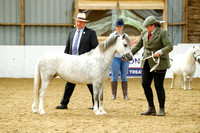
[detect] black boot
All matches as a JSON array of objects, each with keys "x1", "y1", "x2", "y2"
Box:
[
  {"x1": 140, "y1": 107, "x2": 156, "y2": 116},
  {"x1": 111, "y1": 81, "x2": 117, "y2": 100},
  {"x1": 157, "y1": 108, "x2": 165, "y2": 116}
]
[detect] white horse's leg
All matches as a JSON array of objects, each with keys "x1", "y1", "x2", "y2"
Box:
[
  {"x1": 32, "y1": 98, "x2": 39, "y2": 114},
  {"x1": 32, "y1": 82, "x2": 39, "y2": 113},
  {"x1": 183, "y1": 73, "x2": 187, "y2": 90},
  {"x1": 189, "y1": 73, "x2": 195, "y2": 90},
  {"x1": 32, "y1": 64, "x2": 41, "y2": 114},
  {"x1": 92, "y1": 84, "x2": 101, "y2": 115},
  {"x1": 189, "y1": 76, "x2": 192, "y2": 90},
  {"x1": 98, "y1": 84, "x2": 107, "y2": 115},
  {"x1": 39, "y1": 80, "x2": 50, "y2": 115},
  {"x1": 181, "y1": 76, "x2": 183, "y2": 89},
  {"x1": 171, "y1": 73, "x2": 175, "y2": 89}
]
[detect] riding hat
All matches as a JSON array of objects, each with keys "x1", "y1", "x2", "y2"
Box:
[
  {"x1": 143, "y1": 16, "x2": 161, "y2": 27},
  {"x1": 73, "y1": 13, "x2": 89, "y2": 22},
  {"x1": 114, "y1": 19, "x2": 125, "y2": 26}
]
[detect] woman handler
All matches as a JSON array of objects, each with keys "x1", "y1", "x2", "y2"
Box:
[{"x1": 131, "y1": 16, "x2": 173, "y2": 116}]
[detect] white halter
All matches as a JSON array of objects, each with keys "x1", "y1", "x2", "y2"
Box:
[{"x1": 142, "y1": 52, "x2": 160, "y2": 72}]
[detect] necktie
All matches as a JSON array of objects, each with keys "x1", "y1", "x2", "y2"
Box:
[
  {"x1": 148, "y1": 32, "x2": 151, "y2": 42},
  {"x1": 72, "y1": 30, "x2": 80, "y2": 55}
]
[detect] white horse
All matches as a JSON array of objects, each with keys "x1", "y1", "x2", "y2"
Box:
[
  {"x1": 32, "y1": 34, "x2": 133, "y2": 115},
  {"x1": 171, "y1": 46, "x2": 200, "y2": 90}
]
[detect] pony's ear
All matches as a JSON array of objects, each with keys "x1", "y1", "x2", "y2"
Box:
[{"x1": 122, "y1": 34, "x2": 126, "y2": 39}]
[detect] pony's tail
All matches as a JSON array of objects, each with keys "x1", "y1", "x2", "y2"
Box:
[{"x1": 32, "y1": 61, "x2": 41, "y2": 113}]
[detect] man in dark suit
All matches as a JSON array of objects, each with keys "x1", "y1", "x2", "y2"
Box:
[{"x1": 56, "y1": 13, "x2": 99, "y2": 110}]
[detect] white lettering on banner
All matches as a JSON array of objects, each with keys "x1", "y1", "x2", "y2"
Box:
[
  {"x1": 129, "y1": 69, "x2": 142, "y2": 74},
  {"x1": 127, "y1": 68, "x2": 142, "y2": 77}
]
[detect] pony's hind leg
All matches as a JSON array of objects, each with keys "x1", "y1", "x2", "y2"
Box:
[
  {"x1": 32, "y1": 99, "x2": 39, "y2": 114},
  {"x1": 189, "y1": 77, "x2": 192, "y2": 90},
  {"x1": 183, "y1": 73, "x2": 187, "y2": 90},
  {"x1": 189, "y1": 74, "x2": 194, "y2": 90},
  {"x1": 39, "y1": 80, "x2": 50, "y2": 115},
  {"x1": 32, "y1": 84, "x2": 39, "y2": 113},
  {"x1": 171, "y1": 73, "x2": 175, "y2": 89},
  {"x1": 32, "y1": 64, "x2": 41, "y2": 114}
]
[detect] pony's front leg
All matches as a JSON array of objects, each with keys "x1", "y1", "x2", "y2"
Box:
[
  {"x1": 98, "y1": 84, "x2": 107, "y2": 115},
  {"x1": 93, "y1": 85, "x2": 101, "y2": 115}
]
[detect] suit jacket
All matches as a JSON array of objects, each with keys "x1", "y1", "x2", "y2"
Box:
[
  {"x1": 64, "y1": 27, "x2": 98, "y2": 55},
  {"x1": 131, "y1": 27, "x2": 173, "y2": 70}
]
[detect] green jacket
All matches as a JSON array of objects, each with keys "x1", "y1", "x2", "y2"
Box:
[{"x1": 131, "y1": 27, "x2": 173, "y2": 70}]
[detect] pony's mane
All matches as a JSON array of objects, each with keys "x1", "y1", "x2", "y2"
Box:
[
  {"x1": 124, "y1": 35, "x2": 131, "y2": 46},
  {"x1": 98, "y1": 35, "x2": 119, "y2": 52},
  {"x1": 81, "y1": 35, "x2": 119, "y2": 56},
  {"x1": 82, "y1": 34, "x2": 131, "y2": 56}
]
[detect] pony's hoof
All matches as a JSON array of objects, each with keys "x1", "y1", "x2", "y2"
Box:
[
  {"x1": 94, "y1": 110, "x2": 101, "y2": 115},
  {"x1": 32, "y1": 110, "x2": 39, "y2": 114},
  {"x1": 32, "y1": 106, "x2": 38, "y2": 114},
  {"x1": 40, "y1": 110, "x2": 46, "y2": 115},
  {"x1": 99, "y1": 109, "x2": 107, "y2": 115},
  {"x1": 101, "y1": 111, "x2": 107, "y2": 115}
]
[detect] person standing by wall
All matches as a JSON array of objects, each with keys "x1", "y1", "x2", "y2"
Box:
[
  {"x1": 110, "y1": 19, "x2": 131, "y2": 100},
  {"x1": 131, "y1": 16, "x2": 173, "y2": 116},
  {"x1": 56, "y1": 13, "x2": 99, "y2": 110}
]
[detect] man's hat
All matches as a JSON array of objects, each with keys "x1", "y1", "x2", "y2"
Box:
[
  {"x1": 143, "y1": 16, "x2": 161, "y2": 27},
  {"x1": 114, "y1": 19, "x2": 125, "y2": 26},
  {"x1": 74, "y1": 13, "x2": 89, "y2": 22}
]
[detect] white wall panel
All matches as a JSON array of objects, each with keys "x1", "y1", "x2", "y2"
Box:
[{"x1": 0, "y1": 44, "x2": 200, "y2": 78}]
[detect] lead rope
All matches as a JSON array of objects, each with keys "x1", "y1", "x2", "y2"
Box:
[{"x1": 142, "y1": 52, "x2": 160, "y2": 72}]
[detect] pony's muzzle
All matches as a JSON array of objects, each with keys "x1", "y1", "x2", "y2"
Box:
[{"x1": 122, "y1": 52, "x2": 133, "y2": 61}]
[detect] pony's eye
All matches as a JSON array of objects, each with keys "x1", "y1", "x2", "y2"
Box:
[{"x1": 124, "y1": 44, "x2": 127, "y2": 47}]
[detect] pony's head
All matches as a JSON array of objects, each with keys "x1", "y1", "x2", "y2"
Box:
[
  {"x1": 116, "y1": 34, "x2": 133, "y2": 61},
  {"x1": 193, "y1": 46, "x2": 200, "y2": 64}
]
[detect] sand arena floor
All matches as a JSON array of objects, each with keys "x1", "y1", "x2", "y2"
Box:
[{"x1": 0, "y1": 78, "x2": 200, "y2": 133}]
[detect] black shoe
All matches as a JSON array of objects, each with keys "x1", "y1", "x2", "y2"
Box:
[
  {"x1": 140, "y1": 107, "x2": 156, "y2": 116},
  {"x1": 55, "y1": 105, "x2": 67, "y2": 109},
  {"x1": 88, "y1": 107, "x2": 94, "y2": 110},
  {"x1": 157, "y1": 108, "x2": 165, "y2": 116}
]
